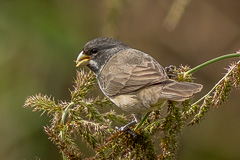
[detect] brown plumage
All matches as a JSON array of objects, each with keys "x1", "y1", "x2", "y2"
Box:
[{"x1": 76, "y1": 37, "x2": 202, "y2": 125}]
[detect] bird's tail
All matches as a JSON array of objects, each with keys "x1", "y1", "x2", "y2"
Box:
[{"x1": 161, "y1": 80, "x2": 203, "y2": 101}]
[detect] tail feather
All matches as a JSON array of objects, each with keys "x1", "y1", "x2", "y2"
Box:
[{"x1": 161, "y1": 80, "x2": 202, "y2": 101}]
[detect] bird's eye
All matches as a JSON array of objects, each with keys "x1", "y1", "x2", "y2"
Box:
[{"x1": 91, "y1": 48, "x2": 98, "y2": 53}]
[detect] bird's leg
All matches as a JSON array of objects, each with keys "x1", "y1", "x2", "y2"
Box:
[
  {"x1": 115, "y1": 114, "x2": 142, "y2": 137},
  {"x1": 115, "y1": 121, "x2": 137, "y2": 137},
  {"x1": 164, "y1": 65, "x2": 177, "y2": 78},
  {"x1": 115, "y1": 120, "x2": 137, "y2": 131}
]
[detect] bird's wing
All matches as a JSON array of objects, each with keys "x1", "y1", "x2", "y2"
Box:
[{"x1": 98, "y1": 49, "x2": 169, "y2": 97}]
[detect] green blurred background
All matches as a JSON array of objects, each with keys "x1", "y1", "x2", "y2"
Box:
[{"x1": 1, "y1": 0, "x2": 240, "y2": 159}]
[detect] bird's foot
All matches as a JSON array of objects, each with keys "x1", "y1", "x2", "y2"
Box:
[
  {"x1": 115, "y1": 120, "x2": 137, "y2": 137},
  {"x1": 164, "y1": 65, "x2": 177, "y2": 79}
]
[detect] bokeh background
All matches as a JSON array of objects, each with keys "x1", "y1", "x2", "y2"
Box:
[{"x1": 1, "y1": 0, "x2": 240, "y2": 159}]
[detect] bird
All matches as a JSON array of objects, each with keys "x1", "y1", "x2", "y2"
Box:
[{"x1": 76, "y1": 37, "x2": 202, "y2": 131}]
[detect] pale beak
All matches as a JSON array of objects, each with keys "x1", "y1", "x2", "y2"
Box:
[{"x1": 76, "y1": 51, "x2": 91, "y2": 67}]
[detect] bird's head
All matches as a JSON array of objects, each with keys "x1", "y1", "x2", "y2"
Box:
[{"x1": 76, "y1": 37, "x2": 128, "y2": 75}]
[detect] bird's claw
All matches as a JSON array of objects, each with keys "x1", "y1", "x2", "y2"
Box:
[
  {"x1": 115, "y1": 126, "x2": 137, "y2": 138},
  {"x1": 115, "y1": 120, "x2": 137, "y2": 137}
]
